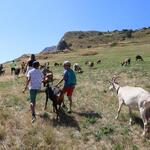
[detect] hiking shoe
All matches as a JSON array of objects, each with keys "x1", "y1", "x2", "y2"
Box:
[
  {"x1": 31, "y1": 113, "x2": 36, "y2": 123},
  {"x1": 62, "y1": 104, "x2": 68, "y2": 111},
  {"x1": 31, "y1": 116, "x2": 36, "y2": 123},
  {"x1": 62, "y1": 104, "x2": 66, "y2": 108},
  {"x1": 67, "y1": 110, "x2": 72, "y2": 114}
]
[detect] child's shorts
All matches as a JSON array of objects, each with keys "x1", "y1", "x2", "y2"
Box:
[
  {"x1": 63, "y1": 87, "x2": 75, "y2": 96},
  {"x1": 29, "y1": 89, "x2": 39, "y2": 103}
]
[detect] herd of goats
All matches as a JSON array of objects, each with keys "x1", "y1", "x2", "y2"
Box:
[
  {"x1": 0, "y1": 54, "x2": 149, "y2": 137},
  {"x1": 0, "y1": 54, "x2": 144, "y2": 76}
]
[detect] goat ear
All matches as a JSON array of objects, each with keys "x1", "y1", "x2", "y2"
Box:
[
  {"x1": 105, "y1": 79, "x2": 111, "y2": 83},
  {"x1": 108, "y1": 80, "x2": 112, "y2": 84},
  {"x1": 112, "y1": 75, "x2": 120, "y2": 82}
]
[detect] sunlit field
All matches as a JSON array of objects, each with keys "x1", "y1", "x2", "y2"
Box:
[{"x1": 0, "y1": 43, "x2": 150, "y2": 149}]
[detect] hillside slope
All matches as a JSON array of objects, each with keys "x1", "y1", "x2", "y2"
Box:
[
  {"x1": 56, "y1": 27, "x2": 150, "y2": 50},
  {"x1": 1, "y1": 43, "x2": 150, "y2": 149}
]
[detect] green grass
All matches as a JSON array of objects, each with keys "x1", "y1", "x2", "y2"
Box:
[{"x1": 0, "y1": 43, "x2": 150, "y2": 149}]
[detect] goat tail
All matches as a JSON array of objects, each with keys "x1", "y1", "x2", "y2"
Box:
[
  {"x1": 143, "y1": 100, "x2": 150, "y2": 121},
  {"x1": 143, "y1": 100, "x2": 150, "y2": 109}
]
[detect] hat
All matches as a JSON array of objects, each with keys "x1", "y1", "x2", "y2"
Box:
[
  {"x1": 32, "y1": 61, "x2": 40, "y2": 68},
  {"x1": 63, "y1": 61, "x2": 71, "y2": 67}
]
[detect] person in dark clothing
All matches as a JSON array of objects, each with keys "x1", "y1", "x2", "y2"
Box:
[{"x1": 25, "y1": 54, "x2": 36, "y2": 75}]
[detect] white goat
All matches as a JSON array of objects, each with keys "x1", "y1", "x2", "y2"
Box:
[
  {"x1": 109, "y1": 77, "x2": 150, "y2": 136},
  {"x1": 73, "y1": 63, "x2": 83, "y2": 73}
]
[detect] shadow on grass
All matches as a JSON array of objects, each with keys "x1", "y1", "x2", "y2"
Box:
[
  {"x1": 133, "y1": 116, "x2": 144, "y2": 129},
  {"x1": 40, "y1": 109, "x2": 80, "y2": 131},
  {"x1": 74, "y1": 111, "x2": 102, "y2": 119},
  {"x1": 53, "y1": 109, "x2": 81, "y2": 131}
]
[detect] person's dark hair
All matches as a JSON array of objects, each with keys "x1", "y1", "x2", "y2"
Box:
[
  {"x1": 32, "y1": 61, "x2": 40, "y2": 68},
  {"x1": 31, "y1": 54, "x2": 36, "y2": 60}
]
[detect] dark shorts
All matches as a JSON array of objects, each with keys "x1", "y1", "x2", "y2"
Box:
[
  {"x1": 11, "y1": 68, "x2": 15, "y2": 71},
  {"x1": 29, "y1": 89, "x2": 39, "y2": 103},
  {"x1": 63, "y1": 87, "x2": 75, "y2": 96}
]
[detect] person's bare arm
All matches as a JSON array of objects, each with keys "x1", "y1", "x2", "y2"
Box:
[
  {"x1": 55, "y1": 77, "x2": 64, "y2": 87},
  {"x1": 23, "y1": 77, "x2": 30, "y2": 93}
]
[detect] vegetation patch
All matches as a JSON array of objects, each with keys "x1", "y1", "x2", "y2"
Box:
[
  {"x1": 43, "y1": 127, "x2": 55, "y2": 145},
  {"x1": 94, "y1": 124, "x2": 115, "y2": 141},
  {"x1": 81, "y1": 51, "x2": 98, "y2": 56}
]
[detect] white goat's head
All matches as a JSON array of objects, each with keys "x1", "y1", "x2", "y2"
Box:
[
  {"x1": 108, "y1": 81, "x2": 114, "y2": 91},
  {"x1": 108, "y1": 75, "x2": 120, "y2": 91}
]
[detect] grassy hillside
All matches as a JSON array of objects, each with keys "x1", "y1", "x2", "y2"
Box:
[
  {"x1": 57, "y1": 27, "x2": 150, "y2": 50},
  {"x1": 0, "y1": 44, "x2": 150, "y2": 149}
]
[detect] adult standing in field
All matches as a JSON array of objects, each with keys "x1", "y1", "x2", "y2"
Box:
[
  {"x1": 21, "y1": 61, "x2": 26, "y2": 74},
  {"x1": 10, "y1": 60, "x2": 17, "y2": 75},
  {"x1": 0, "y1": 64, "x2": 5, "y2": 76},
  {"x1": 0, "y1": 64, "x2": 3, "y2": 72},
  {"x1": 23, "y1": 61, "x2": 44, "y2": 123},
  {"x1": 56, "y1": 61, "x2": 76, "y2": 113},
  {"x1": 25, "y1": 54, "x2": 36, "y2": 75}
]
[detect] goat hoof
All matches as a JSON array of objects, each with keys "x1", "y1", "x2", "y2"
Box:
[
  {"x1": 115, "y1": 116, "x2": 118, "y2": 120},
  {"x1": 142, "y1": 132, "x2": 146, "y2": 137},
  {"x1": 128, "y1": 122, "x2": 132, "y2": 126}
]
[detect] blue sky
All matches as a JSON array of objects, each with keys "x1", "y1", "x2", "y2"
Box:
[{"x1": 0, "y1": 0, "x2": 150, "y2": 63}]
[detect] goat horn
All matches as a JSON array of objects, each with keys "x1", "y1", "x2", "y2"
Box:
[{"x1": 112, "y1": 75, "x2": 120, "y2": 82}]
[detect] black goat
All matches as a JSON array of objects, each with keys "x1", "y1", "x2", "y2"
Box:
[
  {"x1": 0, "y1": 70, "x2": 5, "y2": 76},
  {"x1": 54, "y1": 62, "x2": 59, "y2": 66},
  {"x1": 136, "y1": 55, "x2": 144, "y2": 61},
  {"x1": 14, "y1": 68, "x2": 21, "y2": 76},
  {"x1": 44, "y1": 84, "x2": 64, "y2": 119},
  {"x1": 97, "y1": 60, "x2": 101, "y2": 64}
]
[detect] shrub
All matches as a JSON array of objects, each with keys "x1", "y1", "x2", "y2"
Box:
[
  {"x1": 43, "y1": 127, "x2": 55, "y2": 145},
  {"x1": 112, "y1": 143, "x2": 124, "y2": 150},
  {"x1": 110, "y1": 42, "x2": 117, "y2": 47},
  {"x1": 0, "y1": 126, "x2": 6, "y2": 141},
  {"x1": 97, "y1": 32, "x2": 103, "y2": 35},
  {"x1": 126, "y1": 30, "x2": 132, "y2": 38},
  {"x1": 87, "y1": 45, "x2": 92, "y2": 48}
]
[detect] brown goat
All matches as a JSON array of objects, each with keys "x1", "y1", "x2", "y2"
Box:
[
  {"x1": 44, "y1": 85, "x2": 64, "y2": 120},
  {"x1": 88, "y1": 61, "x2": 94, "y2": 67},
  {"x1": 122, "y1": 58, "x2": 131, "y2": 66}
]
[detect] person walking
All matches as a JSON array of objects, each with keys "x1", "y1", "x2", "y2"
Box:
[
  {"x1": 25, "y1": 54, "x2": 36, "y2": 75},
  {"x1": 10, "y1": 60, "x2": 16, "y2": 75},
  {"x1": 23, "y1": 61, "x2": 44, "y2": 123},
  {"x1": 56, "y1": 61, "x2": 76, "y2": 113}
]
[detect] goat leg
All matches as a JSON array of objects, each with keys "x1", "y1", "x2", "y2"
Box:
[
  {"x1": 54, "y1": 105, "x2": 60, "y2": 121},
  {"x1": 115, "y1": 101, "x2": 123, "y2": 119},
  {"x1": 44, "y1": 96, "x2": 48, "y2": 110},
  {"x1": 53, "y1": 103, "x2": 56, "y2": 112},
  {"x1": 140, "y1": 108, "x2": 148, "y2": 137},
  {"x1": 128, "y1": 106, "x2": 134, "y2": 125}
]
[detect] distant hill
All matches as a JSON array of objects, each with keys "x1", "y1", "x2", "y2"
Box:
[
  {"x1": 40, "y1": 46, "x2": 57, "y2": 54},
  {"x1": 57, "y1": 27, "x2": 150, "y2": 50},
  {"x1": 12, "y1": 27, "x2": 150, "y2": 63}
]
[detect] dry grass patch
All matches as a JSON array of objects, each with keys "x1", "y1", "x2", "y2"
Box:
[
  {"x1": 0, "y1": 125, "x2": 6, "y2": 141},
  {"x1": 81, "y1": 51, "x2": 98, "y2": 56}
]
